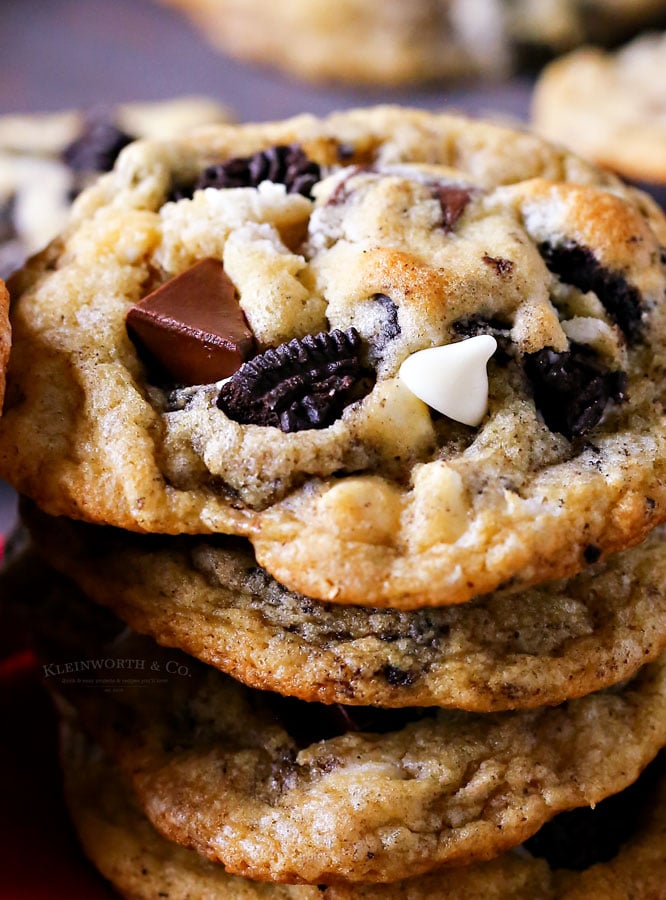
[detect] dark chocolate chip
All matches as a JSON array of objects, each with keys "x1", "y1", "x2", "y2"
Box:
[
  {"x1": 583, "y1": 544, "x2": 602, "y2": 564},
  {"x1": 434, "y1": 185, "x2": 472, "y2": 232},
  {"x1": 524, "y1": 343, "x2": 627, "y2": 439},
  {"x1": 194, "y1": 144, "x2": 321, "y2": 198},
  {"x1": 62, "y1": 115, "x2": 134, "y2": 173},
  {"x1": 525, "y1": 754, "x2": 663, "y2": 870},
  {"x1": 126, "y1": 258, "x2": 254, "y2": 386},
  {"x1": 217, "y1": 328, "x2": 375, "y2": 432},
  {"x1": 539, "y1": 241, "x2": 643, "y2": 342}
]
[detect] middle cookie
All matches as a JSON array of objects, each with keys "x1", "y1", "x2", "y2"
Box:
[{"x1": 25, "y1": 502, "x2": 666, "y2": 711}]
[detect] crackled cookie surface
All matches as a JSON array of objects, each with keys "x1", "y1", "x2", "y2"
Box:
[
  {"x1": 33, "y1": 571, "x2": 666, "y2": 885},
  {"x1": 533, "y1": 33, "x2": 666, "y2": 186},
  {"x1": 3, "y1": 107, "x2": 666, "y2": 607},
  {"x1": 61, "y1": 722, "x2": 666, "y2": 899},
  {"x1": 27, "y1": 503, "x2": 666, "y2": 711},
  {"x1": 0, "y1": 96, "x2": 232, "y2": 279}
]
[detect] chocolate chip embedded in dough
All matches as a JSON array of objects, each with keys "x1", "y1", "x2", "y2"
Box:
[
  {"x1": 434, "y1": 185, "x2": 473, "y2": 231},
  {"x1": 217, "y1": 328, "x2": 375, "y2": 432},
  {"x1": 126, "y1": 258, "x2": 254, "y2": 386}
]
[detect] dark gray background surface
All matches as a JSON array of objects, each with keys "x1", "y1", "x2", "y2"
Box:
[{"x1": 0, "y1": 0, "x2": 534, "y2": 535}]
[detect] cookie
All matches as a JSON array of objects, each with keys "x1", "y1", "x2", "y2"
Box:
[
  {"x1": 157, "y1": 0, "x2": 666, "y2": 85},
  {"x1": 532, "y1": 33, "x2": 666, "y2": 187},
  {"x1": 0, "y1": 96, "x2": 232, "y2": 279},
  {"x1": 25, "y1": 501, "x2": 666, "y2": 711},
  {"x1": 3, "y1": 109, "x2": 666, "y2": 609},
  {"x1": 32, "y1": 569, "x2": 666, "y2": 885},
  {"x1": 0, "y1": 278, "x2": 9, "y2": 411},
  {"x1": 60, "y1": 720, "x2": 666, "y2": 899}
]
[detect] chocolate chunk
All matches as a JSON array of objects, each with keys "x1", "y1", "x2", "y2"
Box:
[
  {"x1": 126, "y1": 258, "x2": 254, "y2": 386},
  {"x1": 272, "y1": 695, "x2": 435, "y2": 749},
  {"x1": 434, "y1": 185, "x2": 472, "y2": 231},
  {"x1": 195, "y1": 144, "x2": 321, "y2": 198},
  {"x1": 62, "y1": 115, "x2": 134, "y2": 173},
  {"x1": 539, "y1": 241, "x2": 643, "y2": 342},
  {"x1": 525, "y1": 754, "x2": 663, "y2": 870},
  {"x1": 217, "y1": 328, "x2": 374, "y2": 432},
  {"x1": 524, "y1": 343, "x2": 626, "y2": 439}
]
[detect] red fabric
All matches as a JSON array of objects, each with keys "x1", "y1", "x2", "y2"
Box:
[{"x1": 0, "y1": 535, "x2": 116, "y2": 898}]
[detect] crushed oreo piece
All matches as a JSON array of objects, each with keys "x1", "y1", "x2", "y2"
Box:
[
  {"x1": 195, "y1": 144, "x2": 321, "y2": 198},
  {"x1": 453, "y1": 316, "x2": 513, "y2": 365},
  {"x1": 217, "y1": 328, "x2": 374, "y2": 432},
  {"x1": 62, "y1": 115, "x2": 134, "y2": 174},
  {"x1": 434, "y1": 185, "x2": 472, "y2": 232},
  {"x1": 272, "y1": 695, "x2": 435, "y2": 749},
  {"x1": 525, "y1": 754, "x2": 663, "y2": 870},
  {"x1": 364, "y1": 293, "x2": 401, "y2": 364},
  {"x1": 539, "y1": 241, "x2": 643, "y2": 342},
  {"x1": 524, "y1": 343, "x2": 627, "y2": 439}
]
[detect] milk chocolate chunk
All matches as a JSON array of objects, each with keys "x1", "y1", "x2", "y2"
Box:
[{"x1": 126, "y1": 258, "x2": 253, "y2": 386}]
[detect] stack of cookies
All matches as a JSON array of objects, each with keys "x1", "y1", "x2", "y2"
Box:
[{"x1": 2, "y1": 106, "x2": 666, "y2": 897}]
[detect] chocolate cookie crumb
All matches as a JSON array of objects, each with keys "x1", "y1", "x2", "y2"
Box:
[
  {"x1": 524, "y1": 343, "x2": 626, "y2": 438},
  {"x1": 540, "y1": 241, "x2": 643, "y2": 342}
]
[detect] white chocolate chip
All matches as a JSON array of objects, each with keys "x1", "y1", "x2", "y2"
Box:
[{"x1": 398, "y1": 335, "x2": 497, "y2": 427}]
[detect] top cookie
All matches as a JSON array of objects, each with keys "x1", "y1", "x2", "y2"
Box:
[
  {"x1": 533, "y1": 32, "x2": 666, "y2": 185},
  {"x1": 2, "y1": 106, "x2": 666, "y2": 608}
]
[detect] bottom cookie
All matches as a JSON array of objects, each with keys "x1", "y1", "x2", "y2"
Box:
[
  {"x1": 27, "y1": 560, "x2": 666, "y2": 885},
  {"x1": 60, "y1": 719, "x2": 666, "y2": 900}
]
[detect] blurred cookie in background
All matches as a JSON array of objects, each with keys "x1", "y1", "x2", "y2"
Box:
[
  {"x1": 157, "y1": 0, "x2": 666, "y2": 85},
  {"x1": 532, "y1": 33, "x2": 666, "y2": 205},
  {"x1": 0, "y1": 96, "x2": 233, "y2": 279}
]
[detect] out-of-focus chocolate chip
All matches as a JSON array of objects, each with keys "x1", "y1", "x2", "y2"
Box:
[
  {"x1": 217, "y1": 328, "x2": 374, "y2": 432},
  {"x1": 62, "y1": 115, "x2": 134, "y2": 174},
  {"x1": 525, "y1": 754, "x2": 663, "y2": 870},
  {"x1": 524, "y1": 343, "x2": 626, "y2": 439},
  {"x1": 194, "y1": 144, "x2": 321, "y2": 198},
  {"x1": 434, "y1": 185, "x2": 472, "y2": 232},
  {"x1": 539, "y1": 241, "x2": 643, "y2": 342},
  {"x1": 126, "y1": 258, "x2": 254, "y2": 386}
]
